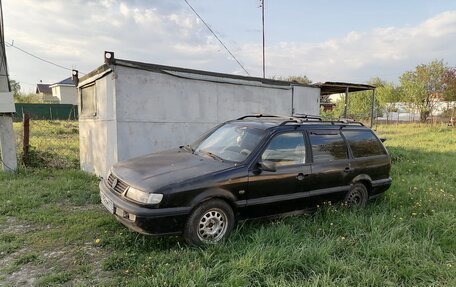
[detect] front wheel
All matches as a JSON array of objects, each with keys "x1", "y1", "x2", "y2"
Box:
[
  {"x1": 344, "y1": 183, "x2": 368, "y2": 207},
  {"x1": 183, "y1": 199, "x2": 235, "y2": 245}
]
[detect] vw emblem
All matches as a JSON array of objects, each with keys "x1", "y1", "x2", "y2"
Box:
[{"x1": 111, "y1": 178, "x2": 118, "y2": 189}]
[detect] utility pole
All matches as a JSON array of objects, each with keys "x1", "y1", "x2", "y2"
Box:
[
  {"x1": 261, "y1": 0, "x2": 265, "y2": 78},
  {"x1": 0, "y1": 0, "x2": 18, "y2": 172}
]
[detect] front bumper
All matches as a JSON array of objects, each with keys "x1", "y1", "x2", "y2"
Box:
[{"x1": 99, "y1": 182, "x2": 191, "y2": 235}]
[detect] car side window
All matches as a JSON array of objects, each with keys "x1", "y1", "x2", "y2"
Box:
[
  {"x1": 309, "y1": 132, "x2": 348, "y2": 162},
  {"x1": 342, "y1": 130, "x2": 386, "y2": 158},
  {"x1": 261, "y1": 132, "x2": 306, "y2": 167}
]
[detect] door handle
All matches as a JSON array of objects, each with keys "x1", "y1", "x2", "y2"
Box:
[
  {"x1": 344, "y1": 167, "x2": 354, "y2": 173},
  {"x1": 296, "y1": 173, "x2": 309, "y2": 181}
]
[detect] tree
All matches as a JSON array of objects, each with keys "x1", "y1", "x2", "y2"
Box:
[
  {"x1": 372, "y1": 77, "x2": 401, "y2": 123},
  {"x1": 320, "y1": 77, "x2": 400, "y2": 122},
  {"x1": 8, "y1": 79, "x2": 46, "y2": 103},
  {"x1": 272, "y1": 75, "x2": 312, "y2": 85},
  {"x1": 285, "y1": 75, "x2": 312, "y2": 85},
  {"x1": 399, "y1": 59, "x2": 447, "y2": 122},
  {"x1": 320, "y1": 91, "x2": 373, "y2": 120},
  {"x1": 14, "y1": 93, "x2": 44, "y2": 103},
  {"x1": 278, "y1": 75, "x2": 337, "y2": 104},
  {"x1": 9, "y1": 79, "x2": 21, "y2": 96},
  {"x1": 443, "y1": 67, "x2": 456, "y2": 102}
]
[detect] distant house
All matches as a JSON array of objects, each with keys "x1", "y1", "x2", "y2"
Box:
[
  {"x1": 35, "y1": 82, "x2": 59, "y2": 103},
  {"x1": 50, "y1": 77, "x2": 77, "y2": 105}
]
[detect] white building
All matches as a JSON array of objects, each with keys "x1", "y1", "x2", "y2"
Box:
[
  {"x1": 77, "y1": 52, "x2": 322, "y2": 176},
  {"x1": 50, "y1": 77, "x2": 77, "y2": 105}
]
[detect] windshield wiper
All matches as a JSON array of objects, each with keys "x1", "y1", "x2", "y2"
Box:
[{"x1": 198, "y1": 150, "x2": 225, "y2": 162}]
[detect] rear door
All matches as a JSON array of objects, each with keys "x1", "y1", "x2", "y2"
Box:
[{"x1": 306, "y1": 129, "x2": 351, "y2": 204}]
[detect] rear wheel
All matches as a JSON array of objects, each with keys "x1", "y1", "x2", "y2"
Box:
[
  {"x1": 344, "y1": 183, "x2": 368, "y2": 207},
  {"x1": 183, "y1": 199, "x2": 235, "y2": 245}
]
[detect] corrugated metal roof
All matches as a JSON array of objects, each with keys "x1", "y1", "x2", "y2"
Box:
[{"x1": 317, "y1": 81, "x2": 375, "y2": 95}]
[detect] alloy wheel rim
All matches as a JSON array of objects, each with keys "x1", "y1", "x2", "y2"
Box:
[{"x1": 197, "y1": 208, "x2": 228, "y2": 243}]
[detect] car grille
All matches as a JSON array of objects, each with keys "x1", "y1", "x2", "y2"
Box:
[{"x1": 107, "y1": 173, "x2": 129, "y2": 194}]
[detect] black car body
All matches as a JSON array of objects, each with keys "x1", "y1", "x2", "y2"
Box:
[{"x1": 99, "y1": 115, "x2": 392, "y2": 244}]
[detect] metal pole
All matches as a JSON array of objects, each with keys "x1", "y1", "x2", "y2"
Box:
[
  {"x1": 343, "y1": 86, "x2": 349, "y2": 118},
  {"x1": 262, "y1": 0, "x2": 265, "y2": 78},
  {"x1": 370, "y1": 89, "x2": 375, "y2": 128}
]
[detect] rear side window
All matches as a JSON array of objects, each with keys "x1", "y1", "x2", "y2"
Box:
[
  {"x1": 342, "y1": 130, "x2": 386, "y2": 158},
  {"x1": 309, "y1": 132, "x2": 348, "y2": 162}
]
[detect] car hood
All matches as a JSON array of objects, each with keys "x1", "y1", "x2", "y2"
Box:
[{"x1": 111, "y1": 149, "x2": 235, "y2": 192}]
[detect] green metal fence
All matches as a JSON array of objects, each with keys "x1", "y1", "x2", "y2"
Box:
[{"x1": 13, "y1": 104, "x2": 78, "y2": 121}]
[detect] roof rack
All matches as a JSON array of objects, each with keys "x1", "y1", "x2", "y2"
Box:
[
  {"x1": 236, "y1": 114, "x2": 364, "y2": 127},
  {"x1": 292, "y1": 114, "x2": 322, "y2": 121},
  {"x1": 236, "y1": 114, "x2": 286, "y2": 120},
  {"x1": 237, "y1": 114, "x2": 304, "y2": 125}
]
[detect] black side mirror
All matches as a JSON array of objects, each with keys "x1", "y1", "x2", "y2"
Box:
[{"x1": 259, "y1": 161, "x2": 277, "y2": 172}]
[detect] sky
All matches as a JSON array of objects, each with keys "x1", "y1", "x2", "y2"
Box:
[{"x1": 3, "y1": 0, "x2": 456, "y2": 92}]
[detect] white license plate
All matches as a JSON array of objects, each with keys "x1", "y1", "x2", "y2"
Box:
[{"x1": 100, "y1": 191, "x2": 114, "y2": 214}]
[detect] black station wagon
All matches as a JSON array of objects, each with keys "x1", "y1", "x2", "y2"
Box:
[{"x1": 100, "y1": 114, "x2": 392, "y2": 245}]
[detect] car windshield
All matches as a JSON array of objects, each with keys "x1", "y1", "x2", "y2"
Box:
[{"x1": 193, "y1": 123, "x2": 266, "y2": 163}]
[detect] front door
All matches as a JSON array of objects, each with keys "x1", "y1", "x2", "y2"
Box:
[{"x1": 246, "y1": 131, "x2": 310, "y2": 217}]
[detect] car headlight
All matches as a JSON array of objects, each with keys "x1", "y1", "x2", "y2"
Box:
[{"x1": 126, "y1": 187, "x2": 163, "y2": 204}]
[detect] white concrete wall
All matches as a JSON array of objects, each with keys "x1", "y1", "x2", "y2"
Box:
[
  {"x1": 60, "y1": 86, "x2": 78, "y2": 105},
  {"x1": 113, "y1": 66, "x2": 319, "y2": 163},
  {"x1": 79, "y1": 73, "x2": 117, "y2": 176},
  {"x1": 52, "y1": 86, "x2": 77, "y2": 105},
  {"x1": 292, "y1": 85, "x2": 320, "y2": 115},
  {"x1": 80, "y1": 65, "x2": 320, "y2": 175}
]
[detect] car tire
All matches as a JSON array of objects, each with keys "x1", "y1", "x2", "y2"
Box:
[
  {"x1": 344, "y1": 183, "x2": 368, "y2": 208},
  {"x1": 183, "y1": 199, "x2": 235, "y2": 246}
]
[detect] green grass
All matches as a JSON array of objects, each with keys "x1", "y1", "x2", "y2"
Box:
[
  {"x1": 13, "y1": 120, "x2": 79, "y2": 169},
  {"x1": 0, "y1": 123, "x2": 455, "y2": 286}
]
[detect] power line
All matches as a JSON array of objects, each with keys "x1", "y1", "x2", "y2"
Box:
[
  {"x1": 3, "y1": 40, "x2": 86, "y2": 74},
  {"x1": 183, "y1": 0, "x2": 250, "y2": 76}
]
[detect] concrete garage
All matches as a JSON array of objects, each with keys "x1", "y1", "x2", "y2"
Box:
[{"x1": 78, "y1": 52, "x2": 321, "y2": 176}]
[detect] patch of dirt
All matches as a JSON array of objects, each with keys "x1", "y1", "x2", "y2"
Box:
[
  {"x1": 1, "y1": 217, "x2": 38, "y2": 234},
  {"x1": 1, "y1": 245, "x2": 111, "y2": 287},
  {"x1": 0, "y1": 217, "x2": 112, "y2": 287},
  {"x1": 1, "y1": 250, "x2": 48, "y2": 287}
]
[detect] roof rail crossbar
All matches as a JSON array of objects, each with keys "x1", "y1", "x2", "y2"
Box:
[
  {"x1": 334, "y1": 119, "x2": 364, "y2": 126},
  {"x1": 237, "y1": 114, "x2": 284, "y2": 120},
  {"x1": 328, "y1": 120, "x2": 364, "y2": 126},
  {"x1": 279, "y1": 119, "x2": 303, "y2": 126},
  {"x1": 237, "y1": 114, "x2": 304, "y2": 126},
  {"x1": 292, "y1": 114, "x2": 322, "y2": 121}
]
